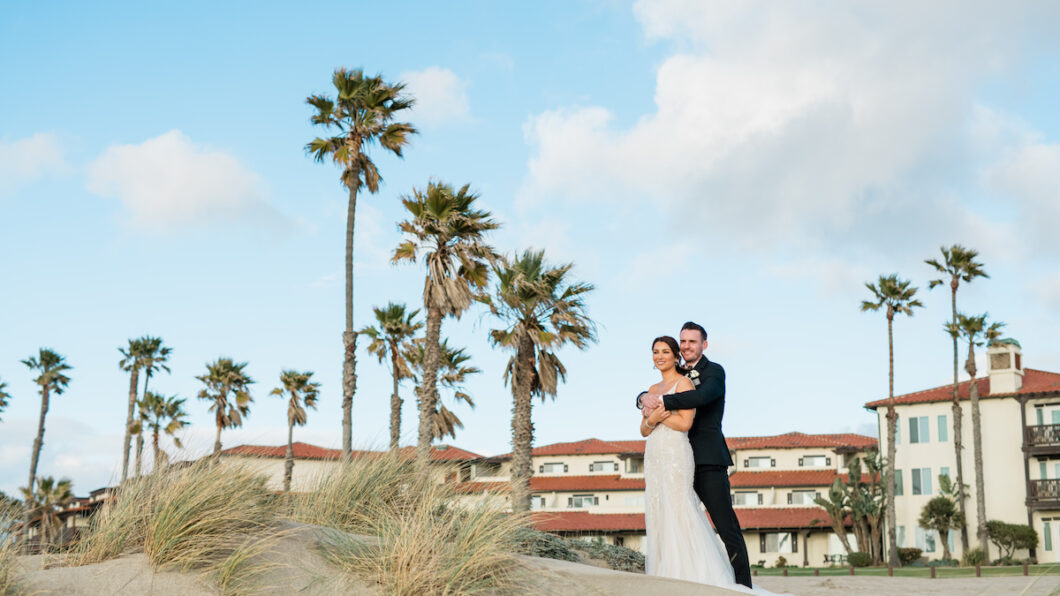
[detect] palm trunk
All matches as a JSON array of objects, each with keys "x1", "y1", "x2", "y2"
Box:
[
  {"x1": 940, "y1": 528, "x2": 952, "y2": 561},
  {"x1": 152, "y1": 428, "x2": 161, "y2": 472},
  {"x1": 25, "y1": 387, "x2": 50, "y2": 544},
  {"x1": 135, "y1": 373, "x2": 151, "y2": 476},
  {"x1": 966, "y1": 347, "x2": 989, "y2": 556},
  {"x1": 284, "y1": 419, "x2": 294, "y2": 493},
  {"x1": 340, "y1": 150, "x2": 360, "y2": 461},
  {"x1": 510, "y1": 335, "x2": 536, "y2": 513},
  {"x1": 949, "y1": 280, "x2": 969, "y2": 552},
  {"x1": 214, "y1": 410, "x2": 224, "y2": 455},
  {"x1": 389, "y1": 344, "x2": 402, "y2": 452},
  {"x1": 121, "y1": 368, "x2": 140, "y2": 482},
  {"x1": 416, "y1": 305, "x2": 443, "y2": 469},
  {"x1": 885, "y1": 310, "x2": 899, "y2": 567},
  {"x1": 869, "y1": 514, "x2": 883, "y2": 564}
]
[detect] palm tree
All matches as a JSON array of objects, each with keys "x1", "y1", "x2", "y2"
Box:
[
  {"x1": 20, "y1": 476, "x2": 72, "y2": 552},
  {"x1": 196, "y1": 358, "x2": 254, "y2": 455},
  {"x1": 0, "y1": 378, "x2": 9, "y2": 421},
  {"x1": 306, "y1": 68, "x2": 416, "y2": 460},
  {"x1": 134, "y1": 338, "x2": 172, "y2": 476},
  {"x1": 360, "y1": 302, "x2": 422, "y2": 451},
  {"x1": 926, "y1": 245, "x2": 987, "y2": 551},
  {"x1": 406, "y1": 338, "x2": 480, "y2": 441},
  {"x1": 861, "y1": 274, "x2": 922, "y2": 567},
  {"x1": 947, "y1": 312, "x2": 1004, "y2": 556},
  {"x1": 393, "y1": 181, "x2": 500, "y2": 468},
  {"x1": 919, "y1": 495, "x2": 963, "y2": 562},
  {"x1": 270, "y1": 370, "x2": 321, "y2": 492},
  {"x1": 21, "y1": 348, "x2": 71, "y2": 529},
  {"x1": 118, "y1": 337, "x2": 149, "y2": 482},
  {"x1": 482, "y1": 249, "x2": 597, "y2": 512},
  {"x1": 135, "y1": 392, "x2": 188, "y2": 471}
]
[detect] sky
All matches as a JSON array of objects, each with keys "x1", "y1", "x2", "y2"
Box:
[{"x1": 1, "y1": 0, "x2": 1059, "y2": 498}]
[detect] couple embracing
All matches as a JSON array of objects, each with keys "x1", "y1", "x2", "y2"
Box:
[{"x1": 637, "y1": 322, "x2": 785, "y2": 594}]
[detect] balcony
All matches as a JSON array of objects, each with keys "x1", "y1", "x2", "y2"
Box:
[
  {"x1": 1028, "y1": 479, "x2": 1060, "y2": 509},
  {"x1": 1024, "y1": 424, "x2": 1060, "y2": 455}
]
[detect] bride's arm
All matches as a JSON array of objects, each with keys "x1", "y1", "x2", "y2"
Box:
[
  {"x1": 660, "y1": 408, "x2": 694, "y2": 432},
  {"x1": 640, "y1": 406, "x2": 670, "y2": 436}
]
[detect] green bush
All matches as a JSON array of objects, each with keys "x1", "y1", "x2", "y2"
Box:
[
  {"x1": 986, "y1": 520, "x2": 1038, "y2": 559},
  {"x1": 898, "y1": 547, "x2": 922, "y2": 565},
  {"x1": 512, "y1": 528, "x2": 578, "y2": 562},
  {"x1": 774, "y1": 556, "x2": 787, "y2": 568},
  {"x1": 848, "y1": 552, "x2": 871, "y2": 567},
  {"x1": 961, "y1": 547, "x2": 986, "y2": 566},
  {"x1": 928, "y1": 559, "x2": 958, "y2": 567}
]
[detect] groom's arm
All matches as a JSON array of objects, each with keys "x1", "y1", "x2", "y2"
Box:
[{"x1": 662, "y1": 365, "x2": 725, "y2": 410}]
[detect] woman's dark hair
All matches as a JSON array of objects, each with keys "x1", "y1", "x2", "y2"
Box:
[{"x1": 652, "y1": 335, "x2": 687, "y2": 374}]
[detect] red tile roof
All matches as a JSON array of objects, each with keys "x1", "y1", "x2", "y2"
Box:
[
  {"x1": 727, "y1": 433, "x2": 877, "y2": 450},
  {"x1": 729, "y1": 470, "x2": 872, "y2": 488},
  {"x1": 220, "y1": 441, "x2": 482, "y2": 462},
  {"x1": 456, "y1": 475, "x2": 646, "y2": 494},
  {"x1": 491, "y1": 438, "x2": 646, "y2": 459},
  {"x1": 735, "y1": 507, "x2": 849, "y2": 530},
  {"x1": 864, "y1": 368, "x2": 1060, "y2": 409},
  {"x1": 532, "y1": 511, "x2": 646, "y2": 532}
]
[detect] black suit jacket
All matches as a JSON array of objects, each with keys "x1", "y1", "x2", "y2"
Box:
[{"x1": 660, "y1": 357, "x2": 733, "y2": 467}]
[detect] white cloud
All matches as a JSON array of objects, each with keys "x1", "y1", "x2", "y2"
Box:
[
  {"x1": 0, "y1": 133, "x2": 67, "y2": 195},
  {"x1": 1031, "y1": 275, "x2": 1060, "y2": 313},
  {"x1": 519, "y1": 1, "x2": 1058, "y2": 256},
  {"x1": 400, "y1": 67, "x2": 471, "y2": 128},
  {"x1": 86, "y1": 130, "x2": 288, "y2": 230},
  {"x1": 983, "y1": 138, "x2": 1060, "y2": 254}
]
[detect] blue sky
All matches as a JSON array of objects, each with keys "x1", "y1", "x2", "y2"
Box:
[{"x1": 2, "y1": 1, "x2": 1059, "y2": 497}]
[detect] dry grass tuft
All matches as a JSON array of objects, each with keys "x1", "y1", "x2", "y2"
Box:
[
  {"x1": 0, "y1": 502, "x2": 24, "y2": 596},
  {"x1": 74, "y1": 459, "x2": 278, "y2": 593},
  {"x1": 299, "y1": 456, "x2": 528, "y2": 595}
]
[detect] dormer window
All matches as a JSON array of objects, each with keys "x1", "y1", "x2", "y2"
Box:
[
  {"x1": 589, "y1": 461, "x2": 618, "y2": 472},
  {"x1": 799, "y1": 455, "x2": 830, "y2": 467},
  {"x1": 539, "y1": 462, "x2": 568, "y2": 473},
  {"x1": 744, "y1": 456, "x2": 774, "y2": 468}
]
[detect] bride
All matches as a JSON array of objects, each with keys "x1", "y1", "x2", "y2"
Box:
[{"x1": 640, "y1": 335, "x2": 785, "y2": 594}]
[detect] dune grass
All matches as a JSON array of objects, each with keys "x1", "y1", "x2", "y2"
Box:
[
  {"x1": 0, "y1": 502, "x2": 24, "y2": 596},
  {"x1": 73, "y1": 459, "x2": 278, "y2": 594},
  {"x1": 291, "y1": 455, "x2": 529, "y2": 595}
]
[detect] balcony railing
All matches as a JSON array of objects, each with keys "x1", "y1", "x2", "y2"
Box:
[
  {"x1": 1029, "y1": 479, "x2": 1060, "y2": 506},
  {"x1": 1025, "y1": 424, "x2": 1060, "y2": 448}
]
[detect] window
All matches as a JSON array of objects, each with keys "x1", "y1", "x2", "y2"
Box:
[
  {"x1": 1042, "y1": 461, "x2": 1049, "y2": 480},
  {"x1": 1046, "y1": 521, "x2": 1053, "y2": 552},
  {"x1": 614, "y1": 536, "x2": 625, "y2": 547},
  {"x1": 760, "y1": 532, "x2": 797, "y2": 553},
  {"x1": 896, "y1": 526, "x2": 906, "y2": 548},
  {"x1": 1038, "y1": 407, "x2": 1045, "y2": 426},
  {"x1": 626, "y1": 458, "x2": 644, "y2": 474},
  {"x1": 909, "y1": 416, "x2": 930, "y2": 443},
  {"x1": 937, "y1": 415, "x2": 948, "y2": 442},
  {"x1": 624, "y1": 495, "x2": 645, "y2": 507},
  {"x1": 539, "y1": 462, "x2": 568, "y2": 474},
  {"x1": 799, "y1": 455, "x2": 830, "y2": 467},
  {"x1": 787, "y1": 490, "x2": 821, "y2": 505},
  {"x1": 732, "y1": 491, "x2": 762, "y2": 506},
  {"x1": 568, "y1": 494, "x2": 598, "y2": 508},
  {"x1": 894, "y1": 469, "x2": 903, "y2": 496},
  {"x1": 915, "y1": 527, "x2": 936, "y2": 552},
  {"x1": 744, "y1": 457, "x2": 774, "y2": 468},
  {"x1": 531, "y1": 496, "x2": 546, "y2": 510},
  {"x1": 911, "y1": 468, "x2": 933, "y2": 496},
  {"x1": 590, "y1": 461, "x2": 618, "y2": 473}
]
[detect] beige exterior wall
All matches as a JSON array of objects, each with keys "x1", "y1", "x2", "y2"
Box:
[{"x1": 745, "y1": 531, "x2": 835, "y2": 568}]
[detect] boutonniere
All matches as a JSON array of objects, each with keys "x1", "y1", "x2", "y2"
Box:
[{"x1": 687, "y1": 370, "x2": 700, "y2": 379}]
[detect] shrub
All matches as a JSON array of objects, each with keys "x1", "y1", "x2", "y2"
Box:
[
  {"x1": 774, "y1": 556, "x2": 787, "y2": 568},
  {"x1": 928, "y1": 559, "x2": 958, "y2": 567},
  {"x1": 961, "y1": 547, "x2": 986, "y2": 566},
  {"x1": 572, "y1": 539, "x2": 645, "y2": 573},
  {"x1": 986, "y1": 520, "x2": 1038, "y2": 559},
  {"x1": 513, "y1": 528, "x2": 577, "y2": 562},
  {"x1": 898, "y1": 547, "x2": 922, "y2": 565},
  {"x1": 848, "y1": 552, "x2": 871, "y2": 567}
]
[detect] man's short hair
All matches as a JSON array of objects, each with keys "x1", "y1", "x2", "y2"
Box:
[{"x1": 681, "y1": 321, "x2": 707, "y2": 341}]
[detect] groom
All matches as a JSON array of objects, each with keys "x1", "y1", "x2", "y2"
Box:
[{"x1": 638, "y1": 321, "x2": 752, "y2": 588}]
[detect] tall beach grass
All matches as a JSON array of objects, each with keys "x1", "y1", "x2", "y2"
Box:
[{"x1": 0, "y1": 501, "x2": 24, "y2": 596}]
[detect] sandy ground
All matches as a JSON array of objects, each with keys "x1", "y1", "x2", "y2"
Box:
[{"x1": 752, "y1": 574, "x2": 1060, "y2": 596}]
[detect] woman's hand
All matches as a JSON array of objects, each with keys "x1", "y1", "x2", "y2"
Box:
[{"x1": 646, "y1": 406, "x2": 671, "y2": 426}]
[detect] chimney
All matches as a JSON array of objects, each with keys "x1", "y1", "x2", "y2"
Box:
[{"x1": 988, "y1": 338, "x2": 1023, "y2": 395}]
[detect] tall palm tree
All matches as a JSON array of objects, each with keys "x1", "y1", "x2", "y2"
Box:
[
  {"x1": 196, "y1": 358, "x2": 254, "y2": 455},
  {"x1": 926, "y1": 245, "x2": 988, "y2": 551},
  {"x1": 135, "y1": 392, "x2": 188, "y2": 471},
  {"x1": 861, "y1": 274, "x2": 922, "y2": 567},
  {"x1": 0, "y1": 378, "x2": 9, "y2": 422},
  {"x1": 306, "y1": 68, "x2": 416, "y2": 460},
  {"x1": 947, "y1": 313, "x2": 1004, "y2": 556},
  {"x1": 360, "y1": 302, "x2": 422, "y2": 451},
  {"x1": 482, "y1": 249, "x2": 596, "y2": 512},
  {"x1": 270, "y1": 370, "x2": 321, "y2": 492},
  {"x1": 118, "y1": 337, "x2": 149, "y2": 482},
  {"x1": 393, "y1": 181, "x2": 500, "y2": 468},
  {"x1": 21, "y1": 348, "x2": 71, "y2": 530},
  {"x1": 406, "y1": 338, "x2": 480, "y2": 441},
  {"x1": 20, "y1": 476, "x2": 72, "y2": 552},
  {"x1": 134, "y1": 338, "x2": 172, "y2": 476}
]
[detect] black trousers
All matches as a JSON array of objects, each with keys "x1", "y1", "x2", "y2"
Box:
[{"x1": 693, "y1": 464, "x2": 752, "y2": 588}]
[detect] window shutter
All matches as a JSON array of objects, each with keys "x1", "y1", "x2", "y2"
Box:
[
  {"x1": 589, "y1": 464, "x2": 594, "y2": 472},
  {"x1": 539, "y1": 465, "x2": 544, "y2": 473},
  {"x1": 564, "y1": 464, "x2": 568, "y2": 473},
  {"x1": 594, "y1": 497, "x2": 599, "y2": 505},
  {"x1": 758, "y1": 493, "x2": 764, "y2": 505},
  {"x1": 787, "y1": 493, "x2": 793, "y2": 504},
  {"x1": 568, "y1": 497, "x2": 573, "y2": 507},
  {"x1": 792, "y1": 533, "x2": 799, "y2": 553},
  {"x1": 743, "y1": 459, "x2": 749, "y2": 467},
  {"x1": 798, "y1": 458, "x2": 804, "y2": 467},
  {"x1": 760, "y1": 534, "x2": 766, "y2": 551},
  {"x1": 770, "y1": 458, "x2": 776, "y2": 467},
  {"x1": 826, "y1": 457, "x2": 832, "y2": 466}
]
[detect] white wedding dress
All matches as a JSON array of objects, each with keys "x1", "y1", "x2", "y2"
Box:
[{"x1": 645, "y1": 383, "x2": 786, "y2": 594}]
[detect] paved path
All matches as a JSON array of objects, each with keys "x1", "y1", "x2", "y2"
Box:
[{"x1": 753, "y1": 574, "x2": 1060, "y2": 595}]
